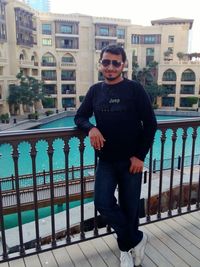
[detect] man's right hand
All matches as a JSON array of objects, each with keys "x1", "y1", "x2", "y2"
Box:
[{"x1": 88, "y1": 127, "x2": 106, "y2": 150}]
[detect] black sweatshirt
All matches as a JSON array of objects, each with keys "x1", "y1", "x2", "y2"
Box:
[{"x1": 74, "y1": 78, "x2": 157, "y2": 161}]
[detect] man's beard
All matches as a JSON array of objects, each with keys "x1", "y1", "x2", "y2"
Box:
[{"x1": 105, "y1": 73, "x2": 121, "y2": 81}]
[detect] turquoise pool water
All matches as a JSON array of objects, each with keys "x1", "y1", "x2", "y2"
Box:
[{"x1": 0, "y1": 115, "x2": 199, "y2": 178}]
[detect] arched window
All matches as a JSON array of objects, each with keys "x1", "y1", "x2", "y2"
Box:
[
  {"x1": 162, "y1": 69, "x2": 176, "y2": 81},
  {"x1": 181, "y1": 69, "x2": 195, "y2": 81},
  {"x1": 61, "y1": 53, "x2": 75, "y2": 64},
  {"x1": 42, "y1": 52, "x2": 56, "y2": 66}
]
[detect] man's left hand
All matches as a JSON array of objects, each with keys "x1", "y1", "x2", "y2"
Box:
[{"x1": 129, "y1": 156, "x2": 144, "y2": 174}]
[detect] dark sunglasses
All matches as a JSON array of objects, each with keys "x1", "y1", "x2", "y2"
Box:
[{"x1": 100, "y1": 59, "x2": 123, "y2": 68}]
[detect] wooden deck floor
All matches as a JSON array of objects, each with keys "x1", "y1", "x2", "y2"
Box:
[{"x1": 1, "y1": 211, "x2": 200, "y2": 267}]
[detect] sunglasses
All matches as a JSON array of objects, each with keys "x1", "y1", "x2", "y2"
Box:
[{"x1": 100, "y1": 59, "x2": 124, "y2": 68}]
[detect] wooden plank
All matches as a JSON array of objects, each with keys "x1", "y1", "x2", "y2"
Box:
[
  {"x1": 8, "y1": 258, "x2": 25, "y2": 267},
  {"x1": 24, "y1": 254, "x2": 42, "y2": 267},
  {"x1": 38, "y1": 251, "x2": 58, "y2": 267},
  {"x1": 66, "y1": 243, "x2": 91, "y2": 267},
  {"x1": 142, "y1": 254, "x2": 158, "y2": 267},
  {"x1": 184, "y1": 212, "x2": 200, "y2": 230},
  {"x1": 157, "y1": 220, "x2": 200, "y2": 265},
  {"x1": 53, "y1": 247, "x2": 74, "y2": 267},
  {"x1": 0, "y1": 262, "x2": 9, "y2": 267},
  {"x1": 172, "y1": 214, "x2": 200, "y2": 238},
  {"x1": 144, "y1": 225, "x2": 188, "y2": 267},
  {"x1": 144, "y1": 241, "x2": 173, "y2": 267},
  {"x1": 102, "y1": 234, "x2": 119, "y2": 258},
  {"x1": 150, "y1": 220, "x2": 200, "y2": 266},
  {"x1": 90, "y1": 237, "x2": 119, "y2": 267},
  {"x1": 168, "y1": 217, "x2": 200, "y2": 251},
  {"x1": 79, "y1": 240, "x2": 108, "y2": 267}
]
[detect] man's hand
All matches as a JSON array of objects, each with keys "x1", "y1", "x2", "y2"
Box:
[
  {"x1": 88, "y1": 127, "x2": 106, "y2": 150},
  {"x1": 129, "y1": 156, "x2": 144, "y2": 174}
]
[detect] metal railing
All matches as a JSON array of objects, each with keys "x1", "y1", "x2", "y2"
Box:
[{"x1": 0, "y1": 118, "x2": 200, "y2": 261}]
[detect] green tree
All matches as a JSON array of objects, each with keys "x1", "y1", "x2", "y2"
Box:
[
  {"x1": 145, "y1": 83, "x2": 170, "y2": 107},
  {"x1": 7, "y1": 72, "x2": 45, "y2": 114},
  {"x1": 185, "y1": 96, "x2": 198, "y2": 107},
  {"x1": 133, "y1": 67, "x2": 153, "y2": 87}
]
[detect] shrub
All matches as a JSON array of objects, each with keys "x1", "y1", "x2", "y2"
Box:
[
  {"x1": 0, "y1": 113, "x2": 10, "y2": 123},
  {"x1": 28, "y1": 113, "x2": 38, "y2": 120},
  {"x1": 45, "y1": 110, "x2": 54, "y2": 116}
]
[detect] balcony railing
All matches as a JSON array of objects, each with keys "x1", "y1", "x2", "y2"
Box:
[{"x1": 0, "y1": 118, "x2": 200, "y2": 262}]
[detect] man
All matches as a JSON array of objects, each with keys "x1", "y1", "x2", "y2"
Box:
[{"x1": 74, "y1": 45, "x2": 157, "y2": 267}]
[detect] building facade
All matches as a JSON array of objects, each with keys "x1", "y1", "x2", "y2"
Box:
[{"x1": 0, "y1": 0, "x2": 199, "y2": 115}]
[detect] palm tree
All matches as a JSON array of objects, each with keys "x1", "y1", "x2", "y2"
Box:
[{"x1": 134, "y1": 67, "x2": 153, "y2": 87}]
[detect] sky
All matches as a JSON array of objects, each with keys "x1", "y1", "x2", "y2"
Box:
[{"x1": 51, "y1": 0, "x2": 200, "y2": 53}]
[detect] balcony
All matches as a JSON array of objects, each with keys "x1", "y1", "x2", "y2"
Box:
[
  {"x1": 0, "y1": 118, "x2": 200, "y2": 264},
  {"x1": 41, "y1": 62, "x2": 57, "y2": 67},
  {"x1": 19, "y1": 60, "x2": 36, "y2": 68},
  {"x1": 60, "y1": 62, "x2": 77, "y2": 68},
  {"x1": 0, "y1": 57, "x2": 7, "y2": 66}
]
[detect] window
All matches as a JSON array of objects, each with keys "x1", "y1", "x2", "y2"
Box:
[
  {"x1": 132, "y1": 35, "x2": 139, "y2": 44},
  {"x1": 99, "y1": 27, "x2": 109, "y2": 36},
  {"x1": 146, "y1": 48, "x2": 154, "y2": 66},
  {"x1": 180, "y1": 97, "x2": 195, "y2": 107},
  {"x1": 60, "y1": 25, "x2": 72, "y2": 34},
  {"x1": 162, "y1": 97, "x2": 175, "y2": 107},
  {"x1": 180, "y1": 85, "x2": 195, "y2": 94},
  {"x1": 146, "y1": 48, "x2": 154, "y2": 56},
  {"x1": 98, "y1": 41, "x2": 110, "y2": 50},
  {"x1": 42, "y1": 24, "x2": 51, "y2": 35},
  {"x1": 62, "y1": 55, "x2": 74, "y2": 63},
  {"x1": 181, "y1": 69, "x2": 195, "y2": 81},
  {"x1": 61, "y1": 39, "x2": 73, "y2": 48},
  {"x1": 61, "y1": 70, "x2": 76, "y2": 80},
  {"x1": 144, "y1": 35, "x2": 156, "y2": 44},
  {"x1": 162, "y1": 84, "x2": 176, "y2": 94},
  {"x1": 162, "y1": 69, "x2": 176, "y2": 81},
  {"x1": 62, "y1": 98, "x2": 75, "y2": 108},
  {"x1": 117, "y1": 28, "x2": 125, "y2": 39},
  {"x1": 42, "y1": 53, "x2": 55, "y2": 64},
  {"x1": 168, "y1": 35, "x2": 174, "y2": 43},
  {"x1": 132, "y1": 34, "x2": 161, "y2": 44},
  {"x1": 62, "y1": 84, "x2": 75, "y2": 94},
  {"x1": 42, "y1": 70, "x2": 56, "y2": 80},
  {"x1": 42, "y1": 38, "x2": 52, "y2": 46},
  {"x1": 168, "y1": 47, "x2": 173, "y2": 53}
]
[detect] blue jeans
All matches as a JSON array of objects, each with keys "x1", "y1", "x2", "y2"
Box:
[{"x1": 94, "y1": 159, "x2": 143, "y2": 251}]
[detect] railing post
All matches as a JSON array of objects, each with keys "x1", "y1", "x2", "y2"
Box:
[
  {"x1": 43, "y1": 169, "x2": 46, "y2": 185},
  {"x1": 153, "y1": 159, "x2": 156, "y2": 173},
  {"x1": 71, "y1": 165, "x2": 75, "y2": 180},
  {"x1": 177, "y1": 156, "x2": 181, "y2": 170},
  {"x1": 11, "y1": 174, "x2": 15, "y2": 190},
  {"x1": 143, "y1": 171, "x2": 147, "y2": 184}
]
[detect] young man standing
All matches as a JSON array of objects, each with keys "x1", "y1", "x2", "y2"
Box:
[{"x1": 74, "y1": 45, "x2": 157, "y2": 267}]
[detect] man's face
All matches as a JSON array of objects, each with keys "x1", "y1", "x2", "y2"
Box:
[{"x1": 99, "y1": 52, "x2": 124, "y2": 83}]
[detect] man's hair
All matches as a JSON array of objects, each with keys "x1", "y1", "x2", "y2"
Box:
[{"x1": 100, "y1": 45, "x2": 127, "y2": 63}]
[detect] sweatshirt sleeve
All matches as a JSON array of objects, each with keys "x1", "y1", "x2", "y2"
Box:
[
  {"x1": 134, "y1": 83, "x2": 157, "y2": 161},
  {"x1": 74, "y1": 86, "x2": 96, "y2": 134}
]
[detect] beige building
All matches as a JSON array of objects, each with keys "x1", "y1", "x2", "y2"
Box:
[{"x1": 0, "y1": 0, "x2": 199, "y2": 115}]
